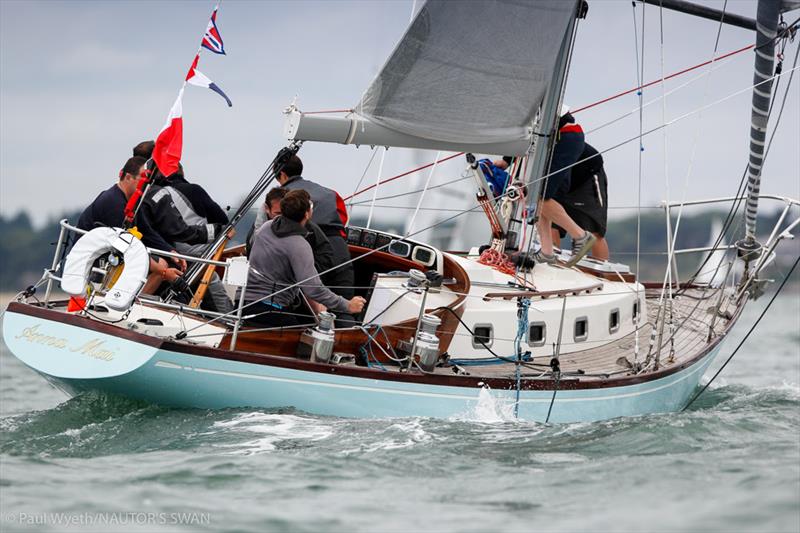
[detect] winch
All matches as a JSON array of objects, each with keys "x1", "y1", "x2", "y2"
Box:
[
  {"x1": 396, "y1": 313, "x2": 442, "y2": 372},
  {"x1": 297, "y1": 311, "x2": 337, "y2": 363}
]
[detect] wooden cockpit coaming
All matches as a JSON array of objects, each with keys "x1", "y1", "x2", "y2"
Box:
[{"x1": 219, "y1": 248, "x2": 471, "y2": 355}]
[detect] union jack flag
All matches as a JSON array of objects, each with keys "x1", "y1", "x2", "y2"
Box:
[{"x1": 201, "y1": 7, "x2": 225, "y2": 55}]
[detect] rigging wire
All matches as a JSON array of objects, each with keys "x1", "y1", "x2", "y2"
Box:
[
  {"x1": 344, "y1": 152, "x2": 463, "y2": 201},
  {"x1": 656, "y1": 0, "x2": 678, "y2": 366},
  {"x1": 572, "y1": 43, "x2": 754, "y2": 115},
  {"x1": 631, "y1": 0, "x2": 646, "y2": 364},
  {"x1": 366, "y1": 147, "x2": 387, "y2": 229},
  {"x1": 349, "y1": 175, "x2": 472, "y2": 205},
  {"x1": 682, "y1": 254, "x2": 800, "y2": 412},
  {"x1": 347, "y1": 147, "x2": 379, "y2": 211},
  {"x1": 676, "y1": 18, "x2": 800, "y2": 293},
  {"x1": 173, "y1": 64, "x2": 800, "y2": 337},
  {"x1": 679, "y1": 39, "x2": 799, "y2": 292},
  {"x1": 407, "y1": 151, "x2": 442, "y2": 234},
  {"x1": 667, "y1": 0, "x2": 730, "y2": 295}
]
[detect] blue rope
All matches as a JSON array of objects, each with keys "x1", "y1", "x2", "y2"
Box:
[{"x1": 514, "y1": 298, "x2": 531, "y2": 418}]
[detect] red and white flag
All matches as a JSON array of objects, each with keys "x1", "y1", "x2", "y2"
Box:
[
  {"x1": 186, "y1": 55, "x2": 232, "y2": 107},
  {"x1": 152, "y1": 88, "x2": 184, "y2": 177}
]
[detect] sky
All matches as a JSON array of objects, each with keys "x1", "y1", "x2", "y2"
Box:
[{"x1": 1, "y1": 0, "x2": 798, "y2": 233}]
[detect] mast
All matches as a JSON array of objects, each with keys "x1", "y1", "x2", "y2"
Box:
[
  {"x1": 522, "y1": 2, "x2": 583, "y2": 224},
  {"x1": 738, "y1": 0, "x2": 782, "y2": 262}
]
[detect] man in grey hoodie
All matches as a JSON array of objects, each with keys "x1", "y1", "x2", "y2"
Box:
[{"x1": 244, "y1": 189, "x2": 366, "y2": 328}]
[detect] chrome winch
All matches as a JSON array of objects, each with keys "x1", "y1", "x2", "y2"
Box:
[
  {"x1": 297, "y1": 311, "x2": 337, "y2": 363},
  {"x1": 396, "y1": 313, "x2": 442, "y2": 372}
]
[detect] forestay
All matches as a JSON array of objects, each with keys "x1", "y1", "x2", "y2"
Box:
[{"x1": 356, "y1": 0, "x2": 578, "y2": 146}]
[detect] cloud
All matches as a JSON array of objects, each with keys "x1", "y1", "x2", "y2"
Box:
[{"x1": 51, "y1": 42, "x2": 155, "y2": 74}]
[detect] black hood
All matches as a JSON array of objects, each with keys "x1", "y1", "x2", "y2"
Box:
[{"x1": 271, "y1": 216, "x2": 308, "y2": 238}]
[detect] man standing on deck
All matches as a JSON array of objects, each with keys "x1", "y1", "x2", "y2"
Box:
[
  {"x1": 533, "y1": 106, "x2": 597, "y2": 267},
  {"x1": 552, "y1": 142, "x2": 610, "y2": 261},
  {"x1": 276, "y1": 155, "x2": 356, "y2": 326}
]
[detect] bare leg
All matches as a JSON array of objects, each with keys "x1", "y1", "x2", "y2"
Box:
[
  {"x1": 551, "y1": 228, "x2": 562, "y2": 251},
  {"x1": 591, "y1": 235, "x2": 609, "y2": 261},
  {"x1": 537, "y1": 214, "x2": 554, "y2": 255},
  {"x1": 541, "y1": 199, "x2": 584, "y2": 239}
]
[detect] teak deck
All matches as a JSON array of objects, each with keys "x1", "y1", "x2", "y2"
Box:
[{"x1": 468, "y1": 287, "x2": 732, "y2": 381}]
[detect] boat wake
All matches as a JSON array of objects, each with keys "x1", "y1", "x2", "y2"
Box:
[
  {"x1": 209, "y1": 412, "x2": 334, "y2": 455},
  {"x1": 1, "y1": 378, "x2": 796, "y2": 461}
]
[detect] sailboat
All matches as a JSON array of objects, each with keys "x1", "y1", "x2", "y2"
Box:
[{"x1": 3, "y1": 0, "x2": 799, "y2": 423}]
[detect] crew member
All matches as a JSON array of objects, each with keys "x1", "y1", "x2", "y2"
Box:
[
  {"x1": 132, "y1": 140, "x2": 155, "y2": 159},
  {"x1": 161, "y1": 163, "x2": 233, "y2": 312},
  {"x1": 76, "y1": 156, "x2": 183, "y2": 293},
  {"x1": 140, "y1": 164, "x2": 220, "y2": 250},
  {"x1": 247, "y1": 187, "x2": 336, "y2": 280},
  {"x1": 277, "y1": 155, "x2": 356, "y2": 325},
  {"x1": 552, "y1": 142, "x2": 609, "y2": 260},
  {"x1": 244, "y1": 189, "x2": 365, "y2": 328},
  {"x1": 478, "y1": 156, "x2": 513, "y2": 198},
  {"x1": 533, "y1": 105, "x2": 597, "y2": 267}
]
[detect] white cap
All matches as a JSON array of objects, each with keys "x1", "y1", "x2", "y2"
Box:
[{"x1": 560, "y1": 104, "x2": 571, "y2": 117}]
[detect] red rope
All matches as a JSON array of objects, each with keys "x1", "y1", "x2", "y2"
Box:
[
  {"x1": 344, "y1": 152, "x2": 464, "y2": 201},
  {"x1": 572, "y1": 43, "x2": 754, "y2": 114},
  {"x1": 477, "y1": 248, "x2": 516, "y2": 276}
]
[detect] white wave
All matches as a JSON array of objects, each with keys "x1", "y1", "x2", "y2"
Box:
[
  {"x1": 451, "y1": 385, "x2": 518, "y2": 423},
  {"x1": 212, "y1": 412, "x2": 333, "y2": 455},
  {"x1": 529, "y1": 452, "x2": 588, "y2": 464},
  {"x1": 340, "y1": 418, "x2": 433, "y2": 454}
]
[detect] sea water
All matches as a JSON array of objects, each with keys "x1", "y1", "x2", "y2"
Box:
[{"x1": 1, "y1": 291, "x2": 798, "y2": 532}]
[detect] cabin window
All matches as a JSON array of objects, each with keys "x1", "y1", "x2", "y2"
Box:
[
  {"x1": 574, "y1": 317, "x2": 589, "y2": 342},
  {"x1": 528, "y1": 322, "x2": 546, "y2": 347},
  {"x1": 633, "y1": 300, "x2": 640, "y2": 321},
  {"x1": 609, "y1": 308, "x2": 620, "y2": 334},
  {"x1": 472, "y1": 324, "x2": 493, "y2": 348}
]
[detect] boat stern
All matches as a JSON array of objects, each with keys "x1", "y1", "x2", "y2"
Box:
[{"x1": 2, "y1": 303, "x2": 160, "y2": 381}]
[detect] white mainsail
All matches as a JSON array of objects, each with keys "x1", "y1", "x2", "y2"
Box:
[
  {"x1": 356, "y1": 0, "x2": 577, "y2": 145},
  {"x1": 286, "y1": 0, "x2": 579, "y2": 156}
]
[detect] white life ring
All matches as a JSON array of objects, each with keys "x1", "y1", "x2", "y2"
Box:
[{"x1": 61, "y1": 227, "x2": 150, "y2": 311}]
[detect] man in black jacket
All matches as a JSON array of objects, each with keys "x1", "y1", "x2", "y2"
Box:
[
  {"x1": 76, "y1": 156, "x2": 184, "y2": 293},
  {"x1": 140, "y1": 166, "x2": 219, "y2": 249},
  {"x1": 552, "y1": 142, "x2": 609, "y2": 260},
  {"x1": 133, "y1": 141, "x2": 222, "y2": 249}
]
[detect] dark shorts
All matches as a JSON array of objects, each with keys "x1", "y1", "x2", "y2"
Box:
[{"x1": 555, "y1": 208, "x2": 607, "y2": 238}]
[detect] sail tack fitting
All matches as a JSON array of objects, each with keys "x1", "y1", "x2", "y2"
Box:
[{"x1": 739, "y1": 0, "x2": 782, "y2": 261}]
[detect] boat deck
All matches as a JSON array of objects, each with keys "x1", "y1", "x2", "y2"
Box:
[{"x1": 431, "y1": 287, "x2": 736, "y2": 382}]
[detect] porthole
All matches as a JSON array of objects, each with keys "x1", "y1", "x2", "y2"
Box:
[
  {"x1": 574, "y1": 316, "x2": 588, "y2": 342},
  {"x1": 633, "y1": 300, "x2": 640, "y2": 321},
  {"x1": 609, "y1": 308, "x2": 620, "y2": 334},
  {"x1": 472, "y1": 324, "x2": 493, "y2": 348},
  {"x1": 528, "y1": 322, "x2": 546, "y2": 347}
]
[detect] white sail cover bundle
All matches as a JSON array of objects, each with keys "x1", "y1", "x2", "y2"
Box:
[{"x1": 355, "y1": 0, "x2": 578, "y2": 145}]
